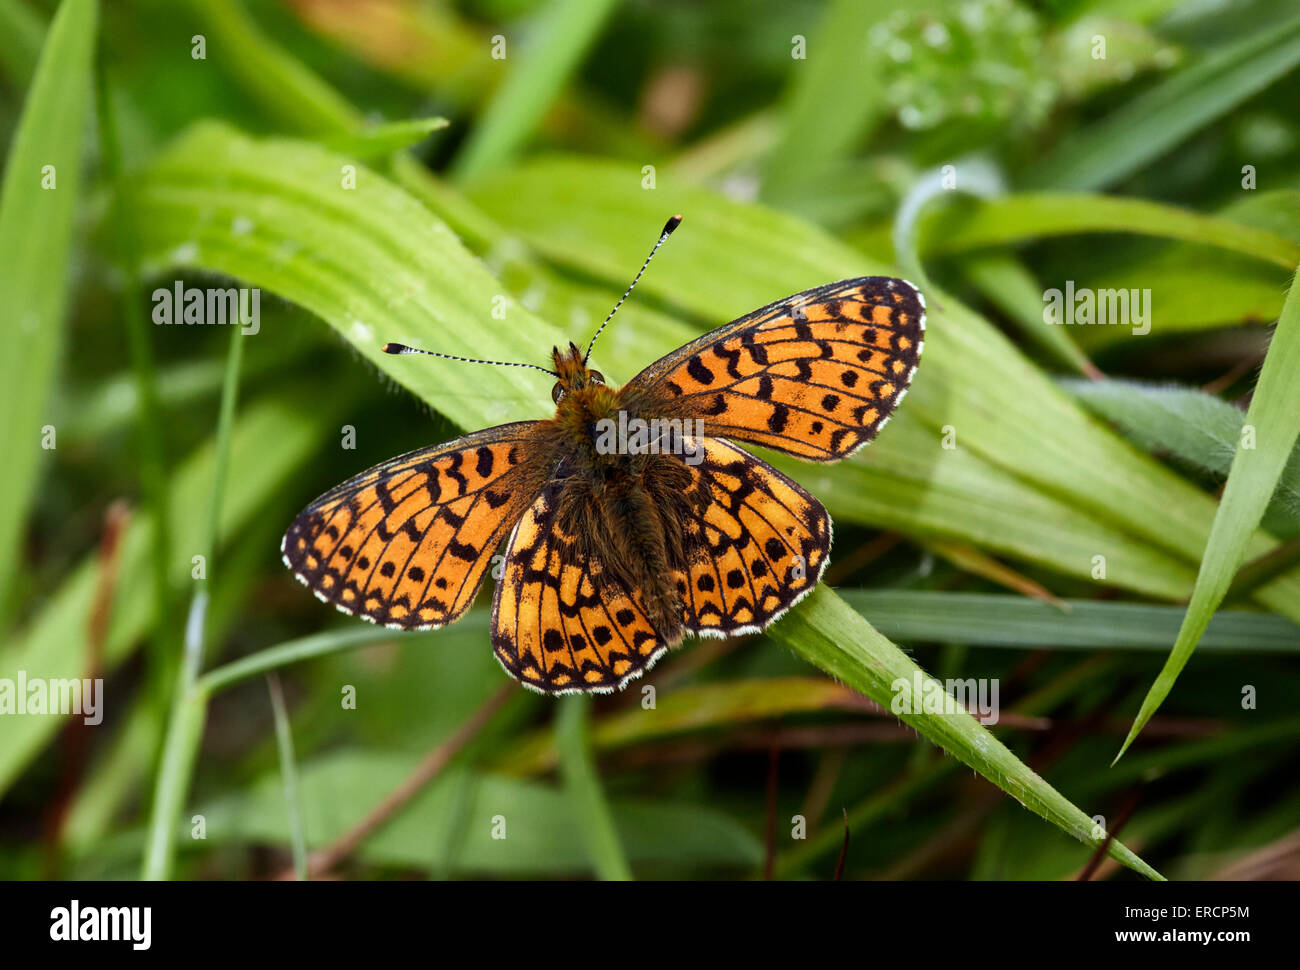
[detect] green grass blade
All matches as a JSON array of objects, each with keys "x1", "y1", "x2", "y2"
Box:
[
  {"x1": 1024, "y1": 14, "x2": 1300, "y2": 190},
  {"x1": 556, "y1": 697, "x2": 632, "y2": 881},
  {"x1": 1118, "y1": 269, "x2": 1300, "y2": 759},
  {"x1": 197, "y1": 627, "x2": 414, "y2": 697},
  {"x1": 142, "y1": 324, "x2": 246, "y2": 880},
  {"x1": 959, "y1": 252, "x2": 1098, "y2": 376},
  {"x1": 266, "y1": 674, "x2": 307, "y2": 880},
  {"x1": 760, "y1": 0, "x2": 889, "y2": 199},
  {"x1": 773, "y1": 586, "x2": 1162, "y2": 879},
  {"x1": 188, "y1": 0, "x2": 358, "y2": 133},
  {"x1": 321, "y1": 117, "x2": 449, "y2": 160},
  {"x1": 893, "y1": 156, "x2": 1005, "y2": 296},
  {"x1": 125, "y1": 123, "x2": 566, "y2": 430},
  {"x1": 839, "y1": 590, "x2": 1300, "y2": 652},
  {"x1": 451, "y1": 0, "x2": 619, "y2": 180},
  {"x1": 922, "y1": 193, "x2": 1300, "y2": 269},
  {"x1": 1065, "y1": 379, "x2": 1300, "y2": 512},
  {"x1": 0, "y1": 0, "x2": 97, "y2": 619}
]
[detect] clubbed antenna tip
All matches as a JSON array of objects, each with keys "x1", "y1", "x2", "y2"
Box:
[{"x1": 584, "y1": 214, "x2": 684, "y2": 364}]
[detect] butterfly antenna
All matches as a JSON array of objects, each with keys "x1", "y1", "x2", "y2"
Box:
[
  {"x1": 584, "y1": 214, "x2": 682, "y2": 365},
  {"x1": 382, "y1": 343, "x2": 558, "y2": 378}
]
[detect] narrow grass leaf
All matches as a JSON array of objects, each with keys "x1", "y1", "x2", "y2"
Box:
[
  {"x1": 556, "y1": 697, "x2": 632, "y2": 880},
  {"x1": 1024, "y1": 15, "x2": 1300, "y2": 190},
  {"x1": 922, "y1": 193, "x2": 1300, "y2": 269},
  {"x1": 839, "y1": 590, "x2": 1300, "y2": 652},
  {"x1": 0, "y1": 0, "x2": 98, "y2": 618},
  {"x1": 760, "y1": 0, "x2": 890, "y2": 199},
  {"x1": 1118, "y1": 271, "x2": 1300, "y2": 758},
  {"x1": 321, "y1": 117, "x2": 450, "y2": 160},
  {"x1": 771, "y1": 586, "x2": 1162, "y2": 879},
  {"x1": 451, "y1": 0, "x2": 619, "y2": 180},
  {"x1": 1065, "y1": 379, "x2": 1300, "y2": 514},
  {"x1": 266, "y1": 674, "x2": 308, "y2": 880}
]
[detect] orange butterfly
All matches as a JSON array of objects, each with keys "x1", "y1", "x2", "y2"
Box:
[{"x1": 282, "y1": 217, "x2": 925, "y2": 693}]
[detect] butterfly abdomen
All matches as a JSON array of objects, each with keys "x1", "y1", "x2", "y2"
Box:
[{"x1": 544, "y1": 382, "x2": 689, "y2": 646}]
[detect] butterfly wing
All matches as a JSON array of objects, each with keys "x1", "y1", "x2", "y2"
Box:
[
  {"x1": 282, "y1": 422, "x2": 548, "y2": 629},
  {"x1": 490, "y1": 436, "x2": 831, "y2": 693},
  {"x1": 674, "y1": 436, "x2": 831, "y2": 637},
  {"x1": 492, "y1": 482, "x2": 665, "y2": 693},
  {"x1": 619, "y1": 277, "x2": 924, "y2": 461}
]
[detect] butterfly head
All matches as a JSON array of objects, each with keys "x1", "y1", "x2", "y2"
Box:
[{"x1": 551, "y1": 341, "x2": 606, "y2": 403}]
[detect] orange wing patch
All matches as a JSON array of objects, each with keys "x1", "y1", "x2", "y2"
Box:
[
  {"x1": 282, "y1": 422, "x2": 546, "y2": 630},
  {"x1": 675, "y1": 438, "x2": 831, "y2": 637},
  {"x1": 492, "y1": 485, "x2": 664, "y2": 694},
  {"x1": 621, "y1": 277, "x2": 924, "y2": 461}
]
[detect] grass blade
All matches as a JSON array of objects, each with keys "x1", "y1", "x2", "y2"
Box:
[
  {"x1": 773, "y1": 587, "x2": 1162, "y2": 879},
  {"x1": 1024, "y1": 14, "x2": 1300, "y2": 190},
  {"x1": 142, "y1": 325, "x2": 246, "y2": 880},
  {"x1": 1064, "y1": 378, "x2": 1300, "y2": 513},
  {"x1": 922, "y1": 193, "x2": 1300, "y2": 269},
  {"x1": 0, "y1": 0, "x2": 97, "y2": 618},
  {"x1": 839, "y1": 590, "x2": 1300, "y2": 652},
  {"x1": 267, "y1": 673, "x2": 308, "y2": 880},
  {"x1": 125, "y1": 122, "x2": 567, "y2": 431},
  {"x1": 451, "y1": 0, "x2": 619, "y2": 180},
  {"x1": 959, "y1": 252, "x2": 1098, "y2": 377},
  {"x1": 556, "y1": 697, "x2": 632, "y2": 881},
  {"x1": 1118, "y1": 269, "x2": 1300, "y2": 758},
  {"x1": 760, "y1": 0, "x2": 889, "y2": 200}
]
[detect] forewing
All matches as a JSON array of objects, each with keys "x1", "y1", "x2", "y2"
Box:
[
  {"x1": 675, "y1": 437, "x2": 831, "y2": 636},
  {"x1": 492, "y1": 484, "x2": 664, "y2": 693},
  {"x1": 621, "y1": 277, "x2": 924, "y2": 461},
  {"x1": 282, "y1": 422, "x2": 546, "y2": 629}
]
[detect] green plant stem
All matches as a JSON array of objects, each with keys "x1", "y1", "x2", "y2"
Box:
[
  {"x1": 267, "y1": 673, "x2": 307, "y2": 880},
  {"x1": 141, "y1": 325, "x2": 245, "y2": 880},
  {"x1": 556, "y1": 696, "x2": 632, "y2": 881},
  {"x1": 95, "y1": 52, "x2": 178, "y2": 745},
  {"x1": 199, "y1": 626, "x2": 415, "y2": 696}
]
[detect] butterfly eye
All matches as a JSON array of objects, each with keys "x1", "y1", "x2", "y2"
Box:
[
  {"x1": 552, "y1": 382, "x2": 566, "y2": 404},
  {"x1": 589, "y1": 371, "x2": 605, "y2": 385}
]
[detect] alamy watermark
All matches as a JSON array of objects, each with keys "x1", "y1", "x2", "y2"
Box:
[
  {"x1": 1043, "y1": 281, "x2": 1151, "y2": 336},
  {"x1": 50, "y1": 900, "x2": 150, "y2": 950},
  {"x1": 152, "y1": 282, "x2": 260, "y2": 335},
  {"x1": 0, "y1": 671, "x2": 102, "y2": 725},
  {"x1": 594, "y1": 411, "x2": 705, "y2": 466},
  {"x1": 890, "y1": 672, "x2": 1000, "y2": 725}
]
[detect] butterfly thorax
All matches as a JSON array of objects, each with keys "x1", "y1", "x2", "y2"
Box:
[{"x1": 546, "y1": 342, "x2": 693, "y2": 644}]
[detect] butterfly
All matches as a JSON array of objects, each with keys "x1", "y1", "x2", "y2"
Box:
[{"x1": 282, "y1": 216, "x2": 925, "y2": 693}]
